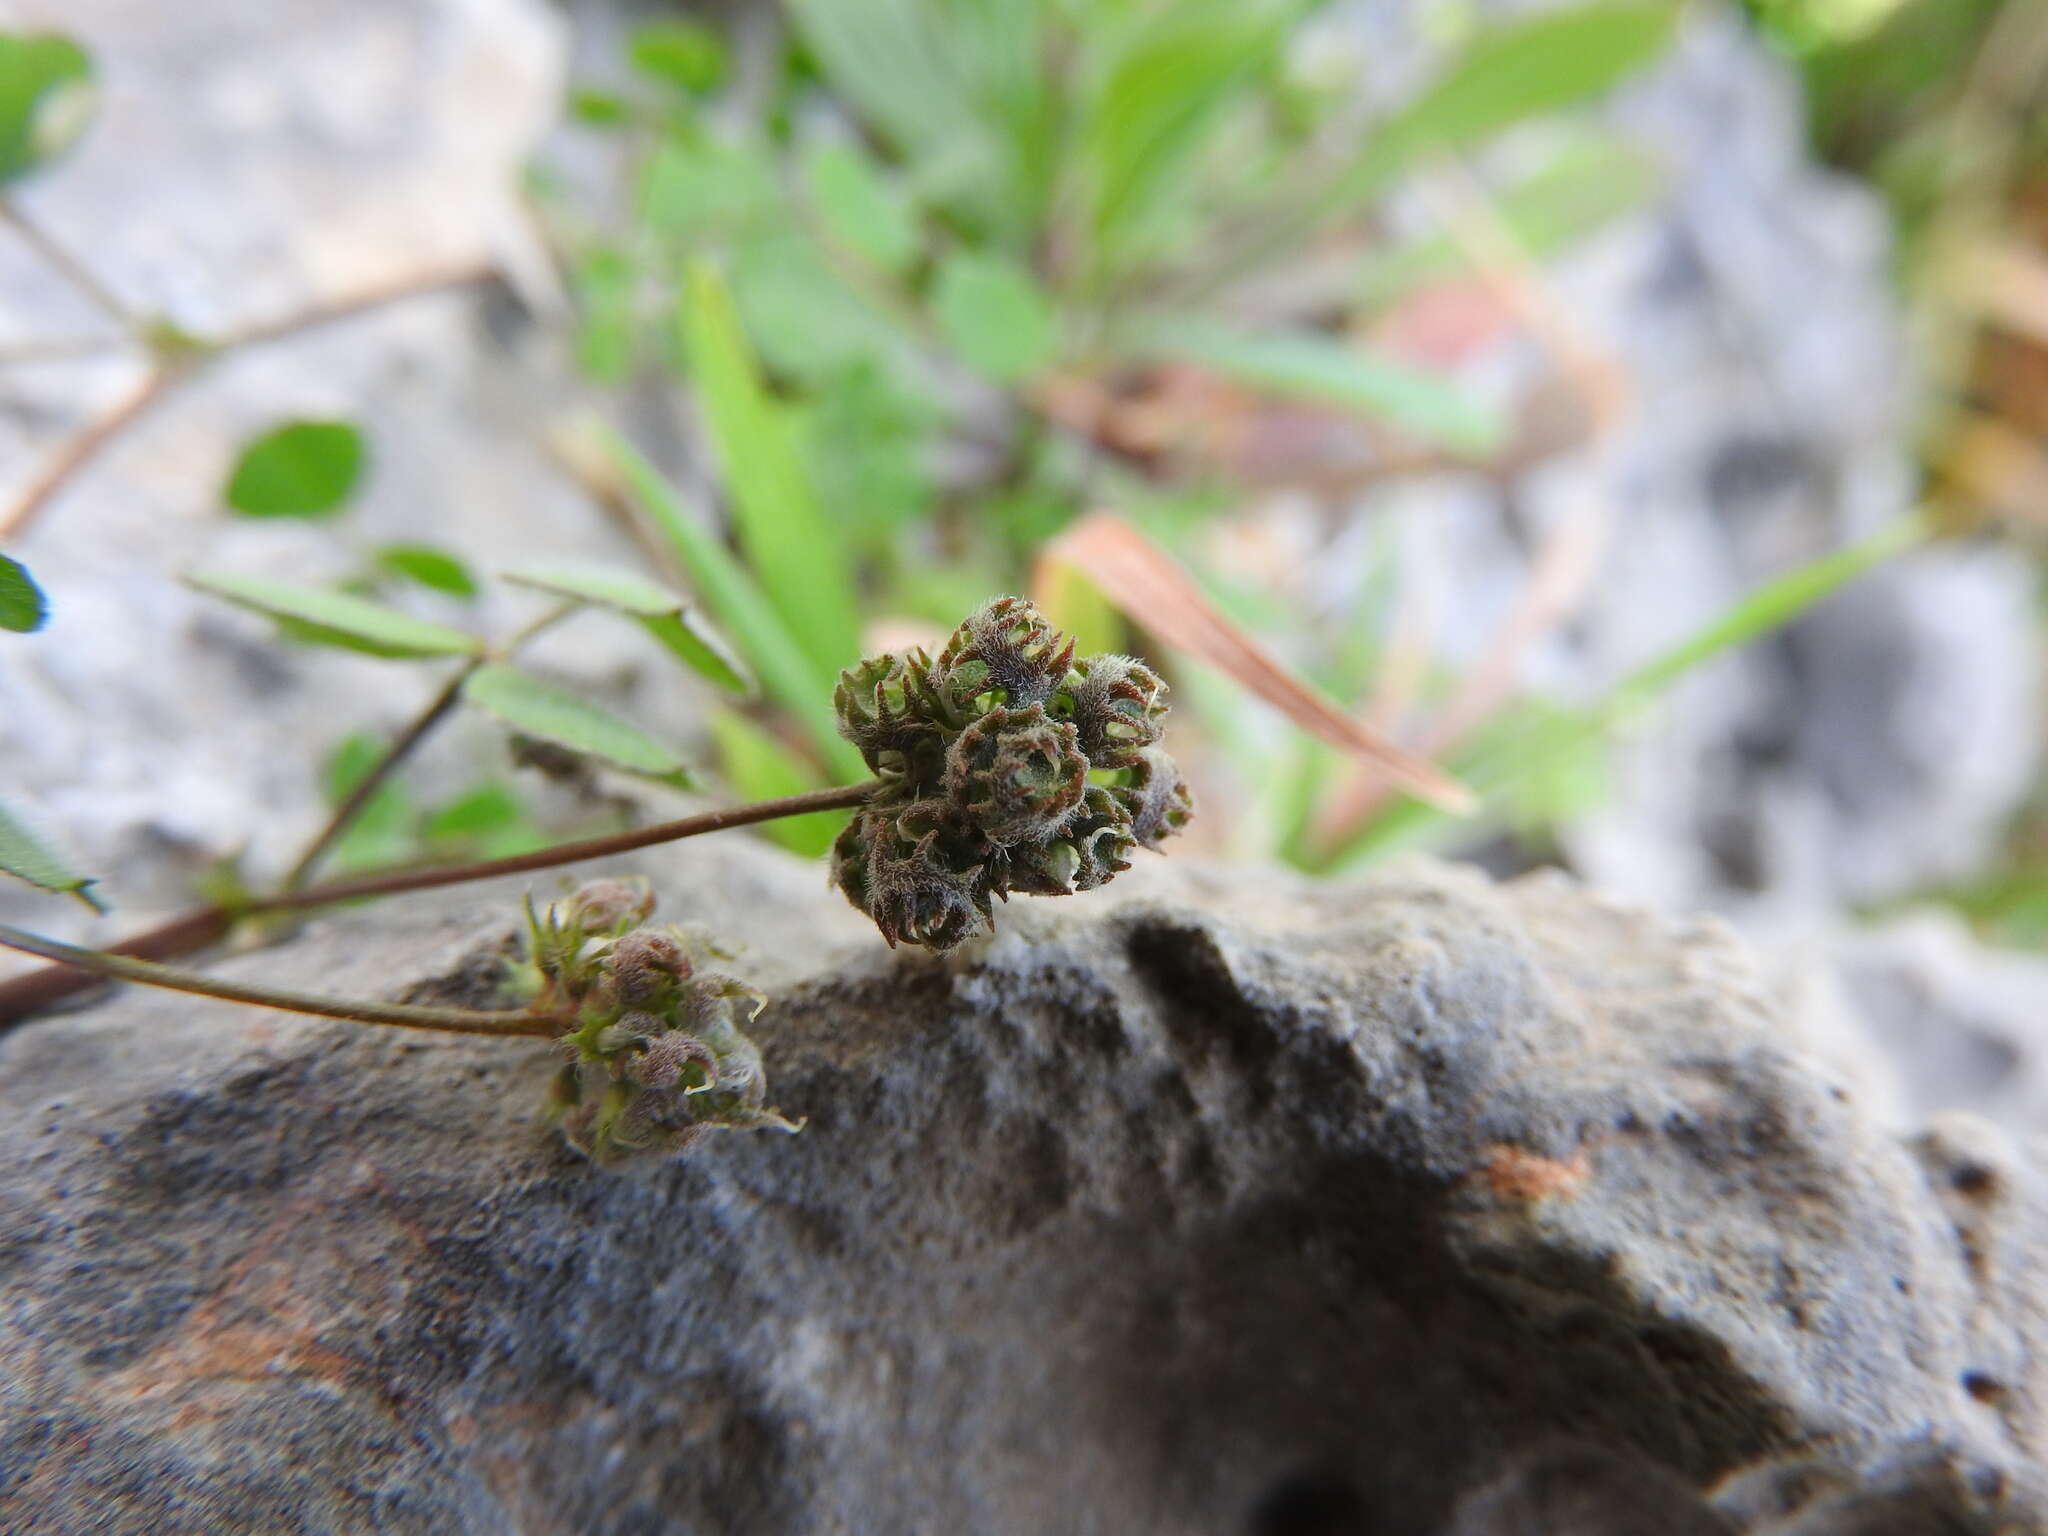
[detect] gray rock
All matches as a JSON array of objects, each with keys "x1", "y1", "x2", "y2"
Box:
[{"x1": 1, "y1": 844, "x2": 2042, "y2": 1533}]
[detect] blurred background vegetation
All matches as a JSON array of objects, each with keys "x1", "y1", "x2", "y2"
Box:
[{"x1": 1, "y1": 0, "x2": 2043, "y2": 954}]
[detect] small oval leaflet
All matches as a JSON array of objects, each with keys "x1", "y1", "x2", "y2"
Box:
[
  {"x1": 186, "y1": 572, "x2": 482, "y2": 659},
  {"x1": 502, "y1": 561, "x2": 752, "y2": 695},
  {"x1": 461, "y1": 663, "x2": 697, "y2": 788},
  {"x1": 0, "y1": 796, "x2": 104, "y2": 911},
  {"x1": 224, "y1": 419, "x2": 366, "y2": 519},
  {"x1": 0, "y1": 554, "x2": 48, "y2": 633}
]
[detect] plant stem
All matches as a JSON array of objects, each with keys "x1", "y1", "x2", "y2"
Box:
[
  {"x1": 253, "y1": 782, "x2": 874, "y2": 915},
  {"x1": 280, "y1": 602, "x2": 578, "y2": 892},
  {"x1": 0, "y1": 782, "x2": 874, "y2": 1027},
  {"x1": 282, "y1": 665, "x2": 474, "y2": 892},
  {"x1": 0, "y1": 923, "x2": 563, "y2": 1038}
]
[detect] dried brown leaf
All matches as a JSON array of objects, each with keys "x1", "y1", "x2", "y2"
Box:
[{"x1": 1040, "y1": 513, "x2": 1476, "y2": 815}]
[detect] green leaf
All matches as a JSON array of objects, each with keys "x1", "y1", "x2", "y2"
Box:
[
  {"x1": 799, "y1": 361, "x2": 935, "y2": 557},
  {"x1": 224, "y1": 420, "x2": 366, "y2": 519},
  {"x1": 805, "y1": 140, "x2": 920, "y2": 273},
  {"x1": 571, "y1": 244, "x2": 638, "y2": 385},
  {"x1": 376, "y1": 544, "x2": 477, "y2": 599},
  {"x1": 786, "y1": 0, "x2": 998, "y2": 218},
  {"x1": 931, "y1": 250, "x2": 1056, "y2": 382},
  {"x1": 598, "y1": 425, "x2": 866, "y2": 782},
  {"x1": 638, "y1": 136, "x2": 782, "y2": 243},
  {"x1": 1355, "y1": 137, "x2": 1660, "y2": 307},
  {"x1": 678, "y1": 260, "x2": 862, "y2": 677},
  {"x1": 0, "y1": 553, "x2": 48, "y2": 632},
  {"x1": 709, "y1": 708, "x2": 850, "y2": 857},
  {"x1": 422, "y1": 782, "x2": 545, "y2": 859},
  {"x1": 567, "y1": 87, "x2": 630, "y2": 127},
  {"x1": 730, "y1": 232, "x2": 923, "y2": 388},
  {"x1": 187, "y1": 572, "x2": 482, "y2": 659},
  {"x1": 1149, "y1": 322, "x2": 1505, "y2": 455},
  {"x1": 0, "y1": 796, "x2": 103, "y2": 911},
  {"x1": 500, "y1": 560, "x2": 753, "y2": 694},
  {"x1": 1079, "y1": 6, "x2": 1290, "y2": 272},
  {"x1": 1339, "y1": 3, "x2": 1679, "y2": 205},
  {"x1": 0, "y1": 32, "x2": 94, "y2": 185},
  {"x1": 501, "y1": 561, "x2": 685, "y2": 617},
  {"x1": 462, "y1": 664, "x2": 695, "y2": 787},
  {"x1": 628, "y1": 19, "x2": 726, "y2": 95}
]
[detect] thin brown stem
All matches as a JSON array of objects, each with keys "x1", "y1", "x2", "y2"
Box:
[
  {"x1": 252, "y1": 782, "x2": 874, "y2": 915},
  {"x1": 1, "y1": 364, "x2": 175, "y2": 538},
  {"x1": 278, "y1": 599, "x2": 586, "y2": 892},
  {"x1": 0, "y1": 263, "x2": 498, "y2": 538},
  {"x1": 281, "y1": 664, "x2": 475, "y2": 892},
  {"x1": 0, "y1": 923, "x2": 563, "y2": 1037},
  {"x1": 0, "y1": 200, "x2": 136, "y2": 326},
  {"x1": 0, "y1": 782, "x2": 874, "y2": 1027}
]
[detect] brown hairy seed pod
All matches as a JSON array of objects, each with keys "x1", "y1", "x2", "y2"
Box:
[
  {"x1": 860, "y1": 815, "x2": 993, "y2": 951},
  {"x1": 935, "y1": 595, "x2": 1076, "y2": 711},
  {"x1": 1062, "y1": 654, "x2": 1167, "y2": 768},
  {"x1": 943, "y1": 704, "x2": 1090, "y2": 847},
  {"x1": 833, "y1": 651, "x2": 952, "y2": 781},
  {"x1": 1114, "y1": 748, "x2": 1195, "y2": 849},
  {"x1": 599, "y1": 928, "x2": 690, "y2": 1007},
  {"x1": 560, "y1": 877, "x2": 657, "y2": 935},
  {"x1": 622, "y1": 1030, "x2": 718, "y2": 1092}
]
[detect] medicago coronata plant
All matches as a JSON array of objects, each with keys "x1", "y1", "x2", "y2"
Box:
[{"x1": 0, "y1": 597, "x2": 1189, "y2": 1164}]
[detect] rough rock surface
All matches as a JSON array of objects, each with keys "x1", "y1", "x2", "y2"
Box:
[{"x1": 1, "y1": 843, "x2": 2042, "y2": 1534}]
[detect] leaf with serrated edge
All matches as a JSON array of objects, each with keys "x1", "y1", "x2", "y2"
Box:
[
  {"x1": 187, "y1": 572, "x2": 481, "y2": 659},
  {"x1": 462, "y1": 664, "x2": 695, "y2": 786},
  {"x1": 0, "y1": 797, "x2": 104, "y2": 910}
]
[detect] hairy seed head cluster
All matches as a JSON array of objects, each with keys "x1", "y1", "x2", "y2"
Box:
[
  {"x1": 520, "y1": 878, "x2": 799, "y2": 1163},
  {"x1": 829, "y1": 596, "x2": 1192, "y2": 951}
]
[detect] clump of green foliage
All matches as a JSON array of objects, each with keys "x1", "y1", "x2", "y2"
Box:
[{"x1": 831, "y1": 596, "x2": 1190, "y2": 948}]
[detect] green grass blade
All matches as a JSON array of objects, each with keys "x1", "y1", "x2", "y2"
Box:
[
  {"x1": 501, "y1": 561, "x2": 754, "y2": 694},
  {"x1": 597, "y1": 425, "x2": 867, "y2": 782},
  {"x1": 461, "y1": 664, "x2": 696, "y2": 789},
  {"x1": 1146, "y1": 321, "x2": 1505, "y2": 454},
  {"x1": 708, "y1": 708, "x2": 851, "y2": 858},
  {"x1": 679, "y1": 260, "x2": 862, "y2": 680},
  {"x1": 1306, "y1": 2, "x2": 1679, "y2": 234},
  {"x1": 1324, "y1": 515, "x2": 1930, "y2": 870}
]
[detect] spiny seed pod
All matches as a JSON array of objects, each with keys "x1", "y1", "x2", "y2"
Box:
[
  {"x1": 827, "y1": 596, "x2": 1191, "y2": 953},
  {"x1": 936, "y1": 594, "x2": 1076, "y2": 711},
  {"x1": 944, "y1": 704, "x2": 1089, "y2": 847},
  {"x1": 1113, "y1": 748, "x2": 1195, "y2": 849},
  {"x1": 560, "y1": 877, "x2": 656, "y2": 936},
  {"x1": 833, "y1": 652, "x2": 951, "y2": 780},
  {"x1": 602, "y1": 929, "x2": 689, "y2": 1007},
  {"x1": 862, "y1": 815, "x2": 993, "y2": 951},
  {"x1": 622, "y1": 1031, "x2": 717, "y2": 1093},
  {"x1": 1063, "y1": 655, "x2": 1167, "y2": 769}
]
